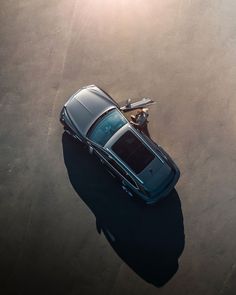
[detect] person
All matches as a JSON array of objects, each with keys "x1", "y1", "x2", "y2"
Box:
[{"x1": 130, "y1": 108, "x2": 150, "y2": 137}]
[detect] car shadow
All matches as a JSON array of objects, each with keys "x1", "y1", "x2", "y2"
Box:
[{"x1": 62, "y1": 133, "x2": 185, "y2": 287}]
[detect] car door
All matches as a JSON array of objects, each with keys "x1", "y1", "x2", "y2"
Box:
[
  {"x1": 120, "y1": 98, "x2": 155, "y2": 112},
  {"x1": 93, "y1": 145, "x2": 138, "y2": 191}
]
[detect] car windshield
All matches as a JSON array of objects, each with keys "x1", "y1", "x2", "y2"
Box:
[
  {"x1": 112, "y1": 130, "x2": 155, "y2": 173},
  {"x1": 87, "y1": 109, "x2": 127, "y2": 146}
]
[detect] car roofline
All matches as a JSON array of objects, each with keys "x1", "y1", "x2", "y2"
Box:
[
  {"x1": 106, "y1": 147, "x2": 144, "y2": 184},
  {"x1": 131, "y1": 128, "x2": 165, "y2": 164},
  {"x1": 106, "y1": 123, "x2": 165, "y2": 165}
]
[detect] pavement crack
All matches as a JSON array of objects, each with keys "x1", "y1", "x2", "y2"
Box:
[{"x1": 46, "y1": 0, "x2": 78, "y2": 144}]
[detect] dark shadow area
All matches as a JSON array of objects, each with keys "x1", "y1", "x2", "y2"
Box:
[{"x1": 62, "y1": 133, "x2": 185, "y2": 287}]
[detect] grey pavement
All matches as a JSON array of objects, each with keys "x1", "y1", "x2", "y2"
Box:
[{"x1": 1, "y1": 1, "x2": 236, "y2": 294}]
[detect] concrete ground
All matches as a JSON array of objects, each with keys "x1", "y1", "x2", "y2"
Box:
[{"x1": 1, "y1": 0, "x2": 236, "y2": 294}]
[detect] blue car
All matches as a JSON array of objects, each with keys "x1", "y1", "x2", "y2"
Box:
[{"x1": 60, "y1": 85, "x2": 180, "y2": 204}]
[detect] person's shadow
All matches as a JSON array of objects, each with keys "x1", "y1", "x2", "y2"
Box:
[{"x1": 62, "y1": 133, "x2": 185, "y2": 287}]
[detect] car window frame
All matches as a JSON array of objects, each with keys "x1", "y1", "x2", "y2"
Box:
[
  {"x1": 94, "y1": 146, "x2": 139, "y2": 189},
  {"x1": 86, "y1": 107, "x2": 128, "y2": 147},
  {"x1": 107, "y1": 157, "x2": 139, "y2": 189}
]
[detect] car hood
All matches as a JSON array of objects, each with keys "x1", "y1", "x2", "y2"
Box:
[{"x1": 65, "y1": 86, "x2": 115, "y2": 136}]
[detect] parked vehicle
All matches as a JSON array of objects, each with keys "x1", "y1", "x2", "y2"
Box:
[{"x1": 60, "y1": 85, "x2": 180, "y2": 204}]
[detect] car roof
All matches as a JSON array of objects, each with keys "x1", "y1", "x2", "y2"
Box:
[
  {"x1": 105, "y1": 124, "x2": 171, "y2": 190},
  {"x1": 65, "y1": 85, "x2": 116, "y2": 136},
  {"x1": 105, "y1": 124, "x2": 157, "y2": 175},
  {"x1": 111, "y1": 129, "x2": 155, "y2": 174}
]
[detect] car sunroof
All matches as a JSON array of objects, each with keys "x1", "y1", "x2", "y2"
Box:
[{"x1": 112, "y1": 130, "x2": 155, "y2": 174}]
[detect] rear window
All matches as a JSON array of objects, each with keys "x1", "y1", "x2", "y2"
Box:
[{"x1": 112, "y1": 130, "x2": 155, "y2": 174}]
